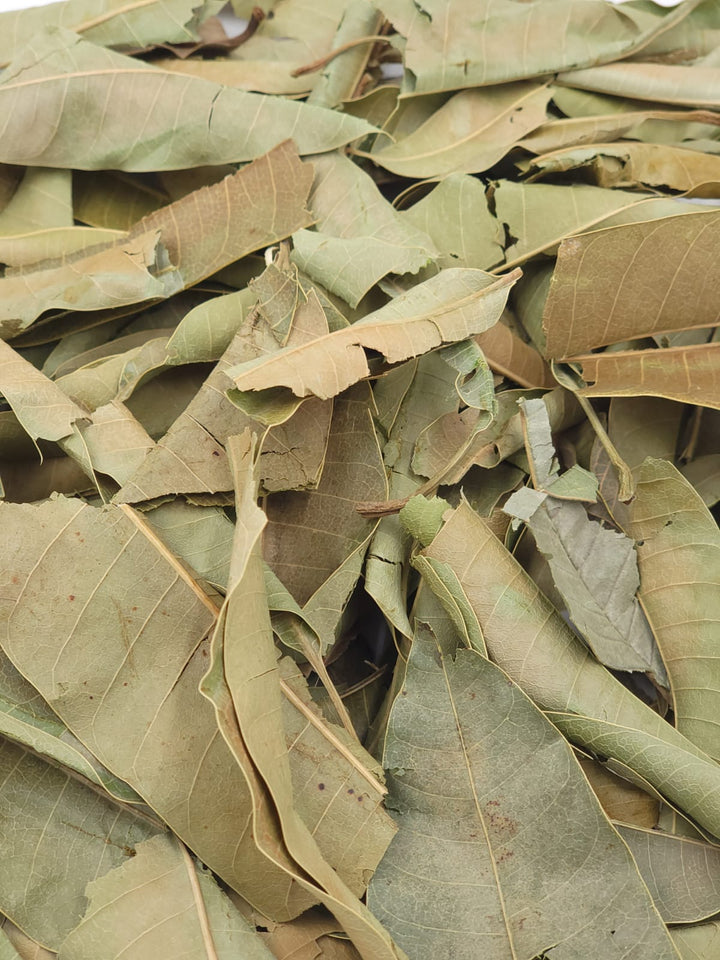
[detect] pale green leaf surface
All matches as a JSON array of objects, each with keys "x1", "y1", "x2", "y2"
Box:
[
  {"x1": 292, "y1": 152, "x2": 438, "y2": 307},
  {"x1": 0, "y1": 30, "x2": 374, "y2": 171},
  {"x1": 493, "y1": 181, "x2": 659, "y2": 267},
  {"x1": 557, "y1": 63, "x2": 720, "y2": 109},
  {"x1": 549, "y1": 713, "x2": 720, "y2": 845},
  {"x1": 144, "y1": 499, "x2": 235, "y2": 590},
  {"x1": 375, "y1": 0, "x2": 699, "y2": 94},
  {"x1": 57, "y1": 834, "x2": 275, "y2": 960},
  {"x1": 0, "y1": 738, "x2": 157, "y2": 950},
  {"x1": 617, "y1": 825, "x2": 720, "y2": 924},
  {"x1": 400, "y1": 174, "x2": 503, "y2": 270},
  {"x1": 229, "y1": 268, "x2": 519, "y2": 399},
  {"x1": 671, "y1": 920, "x2": 720, "y2": 960},
  {"x1": 521, "y1": 497, "x2": 668, "y2": 680},
  {"x1": 165, "y1": 288, "x2": 256, "y2": 366},
  {"x1": 368, "y1": 624, "x2": 678, "y2": 960},
  {"x1": 0, "y1": 650, "x2": 140, "y2": 804},
  {"x1": 0, "y1": 168, "x2": 72, "y2": 235},
  {"x1": 0, "y1": 0, "x2": 220, "y2": 64},
  {"x1": 627, "y1": 459, "x2": 720, "y2": 760},
  {"x1": 608, "y1": 397, "x2": 684, "y2": 470},
  {"x1": 364, "y1": 84, "x2": 552, "y2": 179},
  {"x1": 681, "y1": 455, "x2": 720, "y2": 509}
]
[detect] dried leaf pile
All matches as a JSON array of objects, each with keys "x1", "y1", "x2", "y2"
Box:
[{"x1": 0, "y1": 0, "x2": 719, "y2": 957}]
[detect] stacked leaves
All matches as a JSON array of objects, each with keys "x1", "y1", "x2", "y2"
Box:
[{"x1": 0, "y1": 0, "x2": 719, "y2": 957}]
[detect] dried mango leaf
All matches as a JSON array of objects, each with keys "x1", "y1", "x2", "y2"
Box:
[
  {"x1": 543, "y1": 211, "x2": 720, "y2": 359},
  {"x1": 573, "y1": 343, "x2": 720, "y2": 409},
  {"x1": 365, "y1": 353, "x2": 459, "y2": 637},
  {"x1": 0, "y1": 29, "x2": 374, "y2": 171},
  {"x1": 518, "y1": 107, "x2": 720, "y2": 155},
  {"x1": 0, "y1": 738, "x2": 157, "y2": 950},
  {"x1": 503, "y1": 398, "x2": 665, "y2": 680},
  {"x1": 557, "y1": 62, "x2": 720, "y2": 109},
  {"x1": 527, "y1": 141, "x2": 720, "y2": 194},
  {"x1": 0, "y1": 651, "x2": 140, "y2": 804},
  {"x1": 682, "y1": 455, "x2": 720, "y2": 509},
  {"x1": 475, "y1": 322, "x2": 555, "y2": 388},
  {"x1": 306, "y1": 1, "x2": 385, "y2": 109},
  {"x1": 627, "y1": 459, "x2": 720, "y2": 760},
  {"x1": 367, "y1": 621, "x2": 678, "y2": 960},
  {"x1": 617, "y1": 825, "x2": 720, "y2": 925},
  {"x1": 608, "y1": 397, "x2": 684, "y2": 470},
  {"x1": 0, "y1": 168, "x2": 72, "y2": 234},
  {"x1": 124, "y1": 139, "x2": 314, "y2": 289},
  {"x1": 360, "y1": 84, "x2": 552, "y2": 179},
  {"x1": 0, "y1": 0, "x2": 220, "y2": 64},
  {"x1": 0, "y1": 496, "x2": 314, "y2": 921},
  {"x1": 0, "y1": 231, "x2": 181, "y2": 340},
  {"x1": 399, "y1": 173, "x2": 503, "y2": 271},
  {"x1": 376, "y1": 0, "x2": 700, "y2": 94},
  {"x1": 0, "y1": 226, "x2": 126, "y2": 269},
  {"x1": 142, "y1": 498, "x2": 235, "y2": 591},
  {"x1": 419, "y1": 501, "x2": 720, "y2": 838},
  {"x1": 57, "y1": 834, "x2": 275, "y2": 960},
  {"x1": 206, "y1": 433, "x2": 404, "y2": 960},
  {"x1": 492, "y1": 180, "x2": 661, "y2": 267},
  {"x1": 291, "y1": 152, "x2": 438, "y2": 308},
  {"x1": 513, "y1": 496, "x2": 667, "y2": 679},
  {"x1": 117, "y1": 277, "x2": 332, "y2": 503},
  {"x1": 229, "y1": 268, "x2": 519, "y2": 399},
  {"x1": 549, "y1": 712, "x2": 720, "y2": 843},
  {"x1": 264, "y1": 385, "x2": 386, "y2": 642}
]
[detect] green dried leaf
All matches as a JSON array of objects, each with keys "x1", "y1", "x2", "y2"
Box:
[
  {"x1": 368, "y1": 621, "x2": 678, "y2": 960},
  {"x1": 0, "y1": 29, "x2": 374, "y2": 171}
]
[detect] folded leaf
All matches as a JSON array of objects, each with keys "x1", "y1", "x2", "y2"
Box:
[
  {"x1": 205, "y1": 433, "x2": 404, "y2": 960},
  {"x1": 367, "y1": 621, "x2": 678, "y2": 960},
  {"x1": 229, "y1": 268, "x2": 519, "y2": 399},
  {"x1": 0, "y1": 231, "x2": 182, "y2": 340},
  {"x1": 528, "y1": 141, "x2": 720, "y2": 194},
  {"x1": 0, "y1": 29, "x2": 374, "y2": 171},
  {"x1": 418, "y1": 501, "x2": 720, "y2": 837},
  {"x1": 573, "y1": 343, "x2": 720, "y2": 409},
  {"x1": 362, "y1": 84, "x2": 552, "y2": 178},
  {"x1": 627, "y1": 459, "x2": 720, "y2": 760}
]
